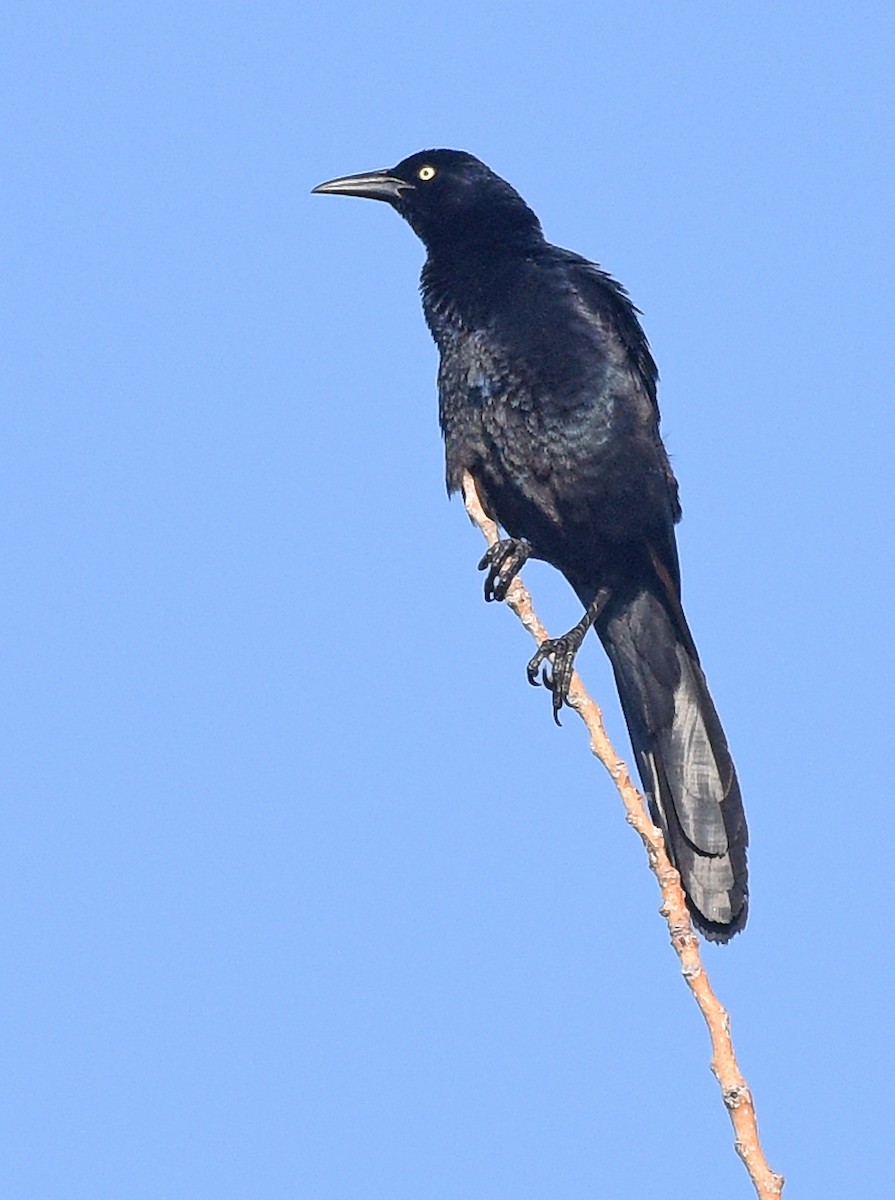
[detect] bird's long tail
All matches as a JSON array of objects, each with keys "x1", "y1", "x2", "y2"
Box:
[{"x1": 595, "y1": 581, "x2": 749, "y2": 940}]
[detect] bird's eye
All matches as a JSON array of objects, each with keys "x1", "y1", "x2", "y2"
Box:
[{"x1": 417, "y1": 165, "x2": 437, "y2": 181}]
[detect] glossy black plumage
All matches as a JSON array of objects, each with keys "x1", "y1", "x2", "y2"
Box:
[{"x1": 313, "y1": 149, "x2": 748, "y2": 940}]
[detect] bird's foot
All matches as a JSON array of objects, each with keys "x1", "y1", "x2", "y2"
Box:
[
  {"x1": 526, "y1": 624, "x2": 590, "y2": 726},
  {"x1": 526, "y1": 587, "x2": 611, "y2": 725},
  {"x1": 477, "y1": 538, "x2": 532, "y2": 602}
]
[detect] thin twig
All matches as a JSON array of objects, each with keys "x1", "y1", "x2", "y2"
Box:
[{"x1": 461, "y1": 471, "x2": 784, "y2": 1200}]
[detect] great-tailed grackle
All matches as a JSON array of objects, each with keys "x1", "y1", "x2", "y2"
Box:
[{"x1": 313, "y1": 150, "x2": 748, "y2": 940}]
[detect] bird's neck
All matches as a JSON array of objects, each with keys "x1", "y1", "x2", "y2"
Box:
[{"x1": 421, "y1": 236, "x2": 542, "y2": 332}]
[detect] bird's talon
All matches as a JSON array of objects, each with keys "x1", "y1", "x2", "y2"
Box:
[
  {"x1": 525, "y1": 632, "x2": 580, "y2": 718},
  {"x1": 478, "y1": 538, "x2": 531, "y2": 603}
]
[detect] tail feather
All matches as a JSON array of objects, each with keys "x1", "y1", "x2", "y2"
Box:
[{"x1": 597, "y1": 586, "x2": 748, "y2": 940}]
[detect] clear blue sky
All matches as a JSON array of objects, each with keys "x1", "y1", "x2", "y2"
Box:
[{"x1": 5, "y1": 3, "x2": 894, "y2": 1196}]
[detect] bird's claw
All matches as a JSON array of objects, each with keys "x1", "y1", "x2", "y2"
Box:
[
  {"x1": 477, "y1": 538, "x2": 531, "y2": 602},
  {"x1": 527, "y1": 635, "x2": 579, "y2": 726},
  {"x1": 524, "y1": 590, "x2": 608, "y2": 726}
]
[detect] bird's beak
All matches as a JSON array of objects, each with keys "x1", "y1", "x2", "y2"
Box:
[{"x1": 312, "y1": 169, "x2": 414, "y2": 202}]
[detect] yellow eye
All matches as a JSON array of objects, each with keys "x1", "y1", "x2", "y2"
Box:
[{"x1": 417, "y1": 165, "x2": 437, "y2": 181}]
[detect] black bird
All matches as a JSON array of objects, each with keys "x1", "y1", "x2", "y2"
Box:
[{"x1": 313, "y1": 150, "x2": 748, "y2": 940}]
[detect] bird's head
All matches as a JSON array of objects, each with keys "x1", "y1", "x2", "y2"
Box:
[{"x1": 313, "y1": 149, "x2": 542, "y2": 251}]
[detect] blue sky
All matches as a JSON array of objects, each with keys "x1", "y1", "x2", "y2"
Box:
[{"x1": 5, "y1": 3, "x2": 894, "y2": 1196}]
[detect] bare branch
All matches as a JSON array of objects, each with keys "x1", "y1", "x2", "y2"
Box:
[{"x1": 461, "y1": 471, "x2": 784, "y2": 1200}]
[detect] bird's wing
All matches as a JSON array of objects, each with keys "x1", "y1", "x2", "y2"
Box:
[{"x1": 553, "y1": 249, "x2": 660, "y2": 411}]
